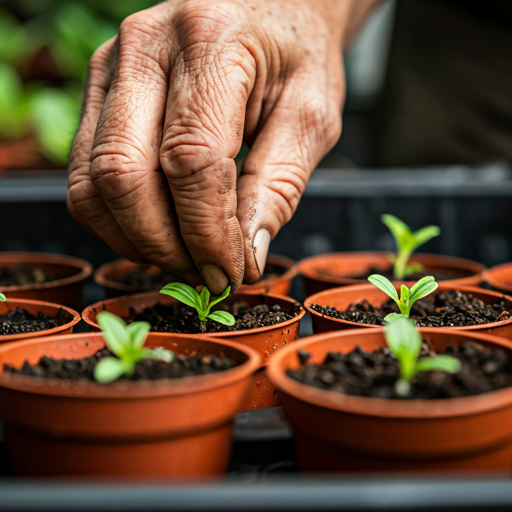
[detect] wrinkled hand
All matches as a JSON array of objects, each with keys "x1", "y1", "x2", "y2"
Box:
[{"x1": 68, "y1": 0, "x2": 366, "y2": 294}]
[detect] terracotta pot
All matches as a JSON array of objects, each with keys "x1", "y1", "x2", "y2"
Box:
[
  {"x1": 483, "y1": 263, "x2": 512, "y2": 295},
  {"x1": 95, "y1": 254, "x2": 297, "y2": 298},
  {"x1": 299, "y1": 252, "x2": 485, "y2": 297},
  {"x1": 267, "y1": 328, "x2": 512, "y2": 473},
  {"x1": 0, "y1": 252, "x2": 93, "y2": 308},
  {"x1": 82, "y1": 291, "x2": 305, "y2": 411},
  {"x1": 0, "y1": 298, "x2": 80, "y2": 342},
  {"x1": 305, "y1": 283, "x2": 512, "y2": 339},
  {"x1": 0, "y1": 332, "x2": 260, "y2": 477}
]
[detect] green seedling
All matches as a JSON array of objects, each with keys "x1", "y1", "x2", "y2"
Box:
[
  {"x1": 368, "y1": 274, "x2": 438, "y2": 324},
  {"x1": 381, "y1": 214, "x2": 440, "y2": 280},
  {"x1": 385, "y1": 316, "x2": 461, "y2": 396},
  {"x1": 159, "y1": 283, "x2": 235, "y2": 333},
  {"x1": 94, "y1": 312, "x2": 174, "y2": 383},
  {"x1": 0, "y1": 293, "x2": 5, "y2": 302}
]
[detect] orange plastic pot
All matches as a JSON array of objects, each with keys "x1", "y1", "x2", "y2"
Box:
[
  {"x1": 483, "y1": 263, "x2": 512, "y2": 295},
  {"x1": 0, "y1": 252, "x2": 93, "y2": 308},
  {"x1": 0, "y1": 298, "x2": 80, "y2": 342},
  {"x1": 267, "y1": 328, "x2": 512, "y2": 473},
  {"x1": 95, "y1": 254, "x2": 297, "y2": 298},
  {"x1": 305, "y1": 283, "x2": 512, "y2": 339},
  {"x1": 0, "y1": 332, "x2": 260, "y2": 477},
  {"x1": 299, "y1": 252, "x2": 485, "y2": 297},
  {"x1": 82, "y1": 291, "x2": 305, "y2": 411}
]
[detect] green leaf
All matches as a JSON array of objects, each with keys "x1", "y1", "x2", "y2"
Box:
[
  {"x1": 93, "y1": 357, "x2": 132, "y2": 383},
  {"x1": 411, "y1": 225, "x2": 440, "y2": 251},
  {"x1": 381, "y1": 214, "x2": 413, "y2": 254},
  {"x1": 415, "y1": 355, "x2": 461, "y2": 374},
  {"x1": 144, "y1": 347, "x2": 175, "y2": 363},
  {"x1": 208, "y1": 285, "x2": 232, "y2": 309},
  {"x1": 384, "y1": 317, "x2": 421, "y2": 382},
  {"x1": 0, "y1": 293, "x2": 5, "y2": 302},
  {"x1": 160, "y1": 282, "x2": 201, "y2": 310},
  {"x1": 404, "y1": 262, "x2": 424, "y2": 275},
  {"x1": 199, "y1": 286, "x2": 210, "y2": 313},
  {"x1": 384, "y1": 313, "x2": 406, "y2": 324},
  {"x1": 368, "y1": 275, "x2": 399, "y2": 303},
  {"x1": 30, "y1": 87, "x2": 79, "y2": 164},
  {"x1": 409, "y1": 276, "x2": 438, "y2": 304},
  {"x1": 400, "y1": 285, "x2": 410, "y2": 303},
  {"x1": 208, "y1": 310, "x2": 236, "y2": 326},
  {"x1": 97, "y1": 312, "x2": 129, "y2": 356},
  {"x1": 126, "y1": 321, "x2": 151, "y2": 350}
]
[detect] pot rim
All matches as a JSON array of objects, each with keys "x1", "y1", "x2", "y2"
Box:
[
  {"x1": 0, "y1": 298, "x2": 81, "y2": 341},
  {"x1": 266, "y1": 327, "x2": 512, "y2": 419},
  {"x1": 304, "y1": 283, "x2": 512, "y2": 331},
  {"x1": 0, "y1": 332, "x2": 261, "y2": 399},
  {"x1": 483, "y1": 263, "x2": 512, "y2": 293},
  {"x1": 94, "y1": 254, "x2": 297, "y2": 293},
  {"x1": 82, "y1": 290, "x2": 305, "y2": 337},
  {"x1": 0, "y1": 252, "x2": 93, "y2": 293},
  {"x1": 298, "y1": 251, "x2": 485, "y2": 285}
]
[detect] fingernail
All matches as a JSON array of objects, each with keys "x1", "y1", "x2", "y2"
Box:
[
  {"x1": 201, "y1": 264, "x2": 229, "y2": 295},
  {"x1": 253, "y1": 228, "x2": 271, "y2": 276}
]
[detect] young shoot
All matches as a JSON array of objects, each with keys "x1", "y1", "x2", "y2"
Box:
[
  {"x1": 159, "y1": 283, "x2": 235, "y2": 333},
  {"x1": 0, "y1": 293, "x2": 5, "y2": 302},
  {"x1": 94, "y1": 312, "x2": 174, "y2": 384},
  {"x1": 381, "y1": 214, "x2": 440, "y2": 280},
  {"x1": 368, "y1": 274, "x2": 438, "y2": 324},
  {"x1": 385, "y1": 316, "x2": 461, "y2": 396}
]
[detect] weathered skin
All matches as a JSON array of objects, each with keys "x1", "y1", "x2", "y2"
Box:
[{"x1": 67, "y1": 0, "x2": 379, "y2": 294}]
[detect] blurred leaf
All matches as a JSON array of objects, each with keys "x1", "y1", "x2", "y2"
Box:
[
  {"x1": 30, "y1": 87, "x2": 79, "y2": 164},
  {"x1": 0, "y1": 63, "x2": 30, "y2": 140},
  {"x1": 49, "y1": 3, "x2": 117, "y2": 81}
]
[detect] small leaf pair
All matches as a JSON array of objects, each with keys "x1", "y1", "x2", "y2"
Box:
[
  {"x1": 382, "y1": 214, "x2": 440, "y2": 280},
  {"x1": 94, "y1": 312, "x2": 174, "y2": 383},
  {"x1": 0, "y1": 293, "x2": 5, "y2": 302},
  {"x1": 368, "y1": 274, "x2": 438, "y2": 324},
  {"x1": 385, "y1": 317, "x2": 461, "y2": 396},
  {"x1": 160, "y1": 283, "x2": 235, "y2": 333}
]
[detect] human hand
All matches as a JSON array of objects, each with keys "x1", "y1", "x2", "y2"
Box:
[{"x1": 68, "y1": 0, "x2": 376, "y2": 293}]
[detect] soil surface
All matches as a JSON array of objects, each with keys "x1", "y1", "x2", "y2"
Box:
[
  {"x1": 4, "y1": 348, "x2": 236, "y2": 381},
  {"x1": 311, "y1": 290, "x2": 512, "y2": 327},
  {"x1": 0, "y1": 307, "x2": 69, "y2": 335},
  {"x1": 126, "y1": 301, "x2": 297, "y2": 334},
  {"x1": 319, "y1": 265, "x2": 474, "y2": 282},
  {"x1": 113, "y1": 263, "x2": 288, "y2": 291},
  {"x1": 287, "y1": 340, "x2": 512, "y2": 399},
  {"x1": 0, "y1": 264, "x2": 49, "y2": 287}
]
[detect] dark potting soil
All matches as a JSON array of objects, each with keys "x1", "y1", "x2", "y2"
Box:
[
  {"x1": 114, "y1": 264, "x2": 288, "y2": 291},
  {"x1": 126, "y1": 301, "x2": 297, "y2": 334},
  {"x1": 347, "y1": 265, "x2": 475, "y2": 282},
  {"x1": 0, "y1": 264, "x2": 50, "y2": 287},
  {"x1": 287, "y1": 340, "x2": 512, "y2": 399},
  {"x1": 4, "y1": 348, "x2": 236, "y2": 381},
  {"x1": 311, "y1": 290, "x2": 512, "y2": 327},
  {"x1": 0, "y1": 307, "x2": 69, "y2": 335}
]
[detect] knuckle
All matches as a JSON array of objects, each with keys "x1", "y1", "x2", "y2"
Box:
[
  {"x1": 176, "y1": 1, "x2": 238, "y2": 43},
  {"x1": 300, "y1": 97, "x2": 341, "y2": 151},
  {"x1": 89, "y1": 154, "x2": 130, "y2": 184},
  {"x1": 160, "y1": 140, "x2": 219, "y2": 179}
]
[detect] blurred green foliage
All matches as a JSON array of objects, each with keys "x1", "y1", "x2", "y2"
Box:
[{"x1": 0, "y1": 0, "x2": 155, "y2": 165}]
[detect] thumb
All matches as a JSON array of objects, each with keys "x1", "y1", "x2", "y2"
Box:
[{"x1": 237, "y1": 82, "x2": 342, "y2": 283}]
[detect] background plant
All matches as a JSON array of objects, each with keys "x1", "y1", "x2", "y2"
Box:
[
  {"x1": 381, "y1": 214, "x2": 440, "y2": 280},
  {"x1": 159, "y1": 283, "x2": 235, "y2": 333},
  {"x1": 0, "y1": 293, "x2": 5, "y2": 302},
  {"x1": 385, "y1": 316, "x2": 461, "y2": 396},
  {"x1": 368, "y1": 274, "x2": 438, "y2": 323},
  {"x1": 94, "y1": 311, "x2": 174, "y2": 383},
  {"x1": 0, "y1": 0, "x2": 155, "y2": 165}
]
